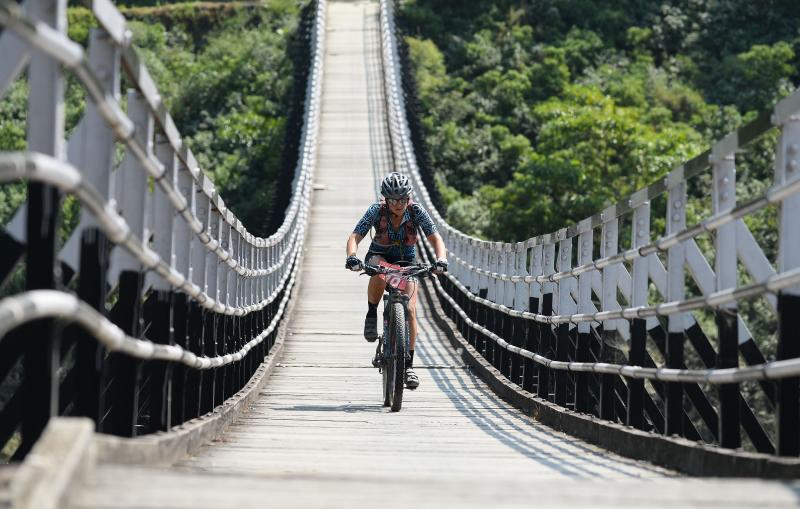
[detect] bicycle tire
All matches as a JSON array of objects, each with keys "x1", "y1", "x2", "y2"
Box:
[
  {"x1": 389, "y1": 301, "x2": 406, "y2": 412},
  {"x1": 382, "y1": 338, "x2": 391, "y2": 407}
]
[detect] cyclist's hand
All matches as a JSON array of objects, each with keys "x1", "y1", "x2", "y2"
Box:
[
  {"x1": 433, "y1": 259, "x2": 448, "y2": 274},
  {"x1": 345, "y1": 255, "x2": 363, "y2": 271}
]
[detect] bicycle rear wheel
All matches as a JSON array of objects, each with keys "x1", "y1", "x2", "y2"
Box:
[{"x1": 389, "y1": 302, "x2": 406, "y2": 412}]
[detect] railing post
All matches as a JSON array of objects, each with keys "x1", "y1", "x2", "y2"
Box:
[
  {"x1": 477, "y1": 243, "x2": 490, "y2": 358},
  {"x1": 17, "y1": 0, "x2": 68, "y2": 457},
  {"x1": 261, "y1": 242, "x2": 269, "y2": 356},
  {"x1": 627, "y1": 191, "x2": 650, "y2": 430},
  {"x1": 230, "y1": 226, "x2": 241, "y2": 392},
  {"x1": 486, "y1": 245, "x2": 500, "y2": 367},
  {"x1": 108, "y1": 90, "x2": 153, "y2": 437},
  {"x1": 243, "y1": 238, "x2": 251, "y2": 381},
  {"x1": 524, "y1": 242, "x2": 542, "y2": 393},
  {"x1": 599, "y1": 210, "x2": 619, "y2": 421},
  {"x1": 775, "y1": 108, "x2": 800, "y2": 456},
  {"x1": 554, "y1": 230, "x2": 572, "y2": 407},
  {"x1": 511, "y1": 242, "x2": 527, "y2": 387},
  {"x1": 203, "y1": 207, "x2": 220, "y2": 413},
  {"x1": 265, "y1": 242, "x2": 275, "y2": 352},
  {"x1": 665, "y1": 169, "x2": 687, "y2": 437},
  {"x1": 59, "y1": 27, "x2": 120, "y2": 273},
  {"x1": 452, "y1": 235, "x2": 466, "y2": 337},
  {"x1": 499, "y1": 243, "x2": 513, "y2": 375},
  {"x1": 538, "y1": 239, "x2": 556, "y2": 401},
  {"x1": 226, "y1": 223, "x2": 239, "y2": 397},
  {"x1": 712, "y1": 134, "x2": 740, "y2": 448},
  {"x1": 68, "y1": 26, "x2": 120, "y2": 432},
  {"x1": 145, "y1": 135, "x2": 179, "y2": 433},
  {"x1": 467, "y1": 239, "x2": 480, "y2": 348},
  {"x1": 576, "y1": 222, "x2": 593, "y2": 414},
  {"x1": 74, "y1": 228, "x2": 110, "y2": 426},
  {"x1": 216, "y1": 217, "x2": 230, "y2": 403}
]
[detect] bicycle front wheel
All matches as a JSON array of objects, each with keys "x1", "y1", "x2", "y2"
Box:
[
  {"x1": 389, "y1": 301, "x2": 406, "y2": 412},
  {"x1": 382, "y1": 340, "x2": 391, "y2": 407}
]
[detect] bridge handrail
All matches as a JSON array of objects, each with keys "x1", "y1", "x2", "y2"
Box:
[
  {"x1": 380, "y1": 0, "x2": 800, "y2": 457},
  {"x1": 451, "y1": 172, "x2": 800, "y2": 285},
  {"x1": 0, "y1": 152, "x2": 302, "y2": 314},
  {"x1": 0, "y1": 247, "x2": 298, "y2": 368},
  {"x1": 417, "y1": 236, "x2": 800, "y2": 384}
]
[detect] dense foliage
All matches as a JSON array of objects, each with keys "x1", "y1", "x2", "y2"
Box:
[
  {"x1": 0, "y1": 0, "x2": 305, "y2": 237},
  {"x1": 400, "y1": 0, "x2": 800, "y2": 241}
]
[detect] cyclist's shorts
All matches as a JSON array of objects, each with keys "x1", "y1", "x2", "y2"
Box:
[{"x1": 365, "y1": 250, "x2": 416, "y2": 266}]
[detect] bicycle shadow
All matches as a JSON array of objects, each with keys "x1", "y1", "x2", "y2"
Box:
[{"x1": 281, "y1": 403, "x2": 387, "y2": 413}]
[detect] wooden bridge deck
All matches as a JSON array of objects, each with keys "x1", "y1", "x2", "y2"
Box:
[{"x1": 69, "y1": 1, "x2": 800, "y2": 507}]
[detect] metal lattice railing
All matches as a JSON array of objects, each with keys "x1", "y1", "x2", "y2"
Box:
[
  {"x1": 0, "y1": 0, "x2": 326, "y2": 458},
  {"x1": 380, "y1": 0, "x2": 800, "y2": 459}
]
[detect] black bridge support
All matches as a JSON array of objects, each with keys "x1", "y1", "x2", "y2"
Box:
[
  {"x1": 144, "y1": 290, "x2": 174, "y2": 433},
  {"x1": 522, "y1": 297, "x2": 539, "y2": 393},
  {"x1": 553, "y1": 323, "x2": 569, "y2": 407},
  {"x1": 18, "y1": 182, "x2": 61, "y2": 458},
  {"x1": 478, "y1": 289, "x2": 489, "y2": 359},
  {"x1": 716, "y1": 308, "x2": 741, "y2": 449},
  {"x1": 510, "y1": 316, "x2": 524, "y2": 387},
  {"x1": 777, "y1": 293, "x2": 800, "y2": 456},
  {"x1": 537, "y1": 294, "x2": 553, "y2": 401},
  {"x1": 575, "y1": 328, "x2": 591, "y2": 414},
  {"x1": 626, "y1": 318, "x2": 646, "y2": 430},
  {"x1": 171, "y1": 294, "x2": 189, "y2": 426},
  {"x1": 109, "y1": 271, "x2": 145, "y2": 437},
  {"x1": 665, "y1": 331, "x2": 684, "y2": 437},
  {"x1": 598, "y1": 328, "x2": 616, "y2": 422},
  {"x1": 75, "y1": 229, "x2": 110, "y2": 426}
]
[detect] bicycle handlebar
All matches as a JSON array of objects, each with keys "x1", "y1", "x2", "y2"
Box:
[{"x1": 362, "y1": 263, "x2": 433, "y2": 278}]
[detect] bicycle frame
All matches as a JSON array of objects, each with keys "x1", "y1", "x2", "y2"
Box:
[{"x1": 361, "y1": 262, "x2": 431, "y2": 410}]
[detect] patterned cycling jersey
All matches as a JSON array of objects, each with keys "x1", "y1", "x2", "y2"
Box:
[{"x1": 353, "y1": 202, "x2": 437, "y2": 261}]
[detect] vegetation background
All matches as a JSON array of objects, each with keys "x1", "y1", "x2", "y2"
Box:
[{"x1": 400, "y1": 0, "x2": 800, "y2": 240}]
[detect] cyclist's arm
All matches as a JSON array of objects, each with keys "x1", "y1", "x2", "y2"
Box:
[
  {"x1": 346, "y1": 232, "x2": 364, "y2": 257},
  {"x1": 426, "y1": 231, "x2": 447, "y2": 261},
  {"x1": 348, "y1": 203, "x2": 380, "y2": 257}
]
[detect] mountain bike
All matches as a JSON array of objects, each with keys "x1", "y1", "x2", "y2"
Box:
[{"x1": 361, "y1": 262, "x2": 432, "y2": 412}]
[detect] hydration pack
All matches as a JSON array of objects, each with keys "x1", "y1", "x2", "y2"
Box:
[{"x1": 373, "y1": 198, "x2": 418, "y2": 247}]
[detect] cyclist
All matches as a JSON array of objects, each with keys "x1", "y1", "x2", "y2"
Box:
[{"x1": 345, "y1": 172, "x2": 448, "y2": 389}]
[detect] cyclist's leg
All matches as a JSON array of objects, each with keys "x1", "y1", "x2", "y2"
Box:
[
  {"x1": 363, "y1": 253, "x2": 386, "y2": 341},
  {"x1": 366, "y1": 253, "x2": 388, "y2": 304},
  {"x1": 404, "y1": 279, "x2": 418, "y2": 349},
  {"x1": 403, "y1": 279, "x2": 420, "y2": 389}
]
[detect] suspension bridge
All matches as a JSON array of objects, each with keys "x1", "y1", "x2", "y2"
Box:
[{"x1": 1, "y1": 0, "x2": 800, "y2": 507}]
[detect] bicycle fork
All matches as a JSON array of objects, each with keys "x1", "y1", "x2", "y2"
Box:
[{"x1": 373, "y1": 292, "x2": 411, "y2": 371}]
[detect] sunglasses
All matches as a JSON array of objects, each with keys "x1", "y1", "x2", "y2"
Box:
[{"x1": 386, "y1": 197, "x2": 409, "y2": 206}]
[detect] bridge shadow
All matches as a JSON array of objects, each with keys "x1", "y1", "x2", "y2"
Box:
[
  {"x1": 415, "y1": 305, "x2": 677, "y2": 480},
  {"x1": 282, "y1": 403, "x2": 386, "y2": 413}
]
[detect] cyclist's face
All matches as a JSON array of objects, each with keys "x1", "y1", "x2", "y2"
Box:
[{"x1": 387, "y1": 197, "x2": 409, "y2": 214}]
